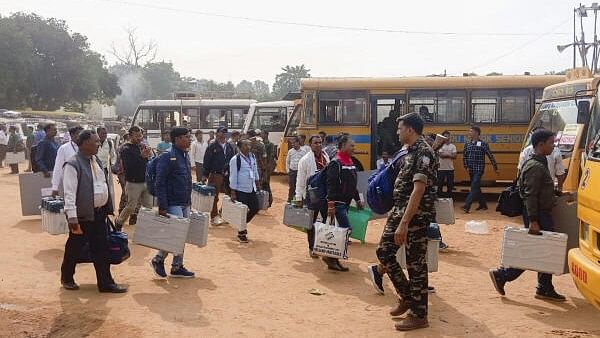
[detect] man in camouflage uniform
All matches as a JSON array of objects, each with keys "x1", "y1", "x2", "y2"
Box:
[
  {"x1": 248, "y1": 129, "x2": 267, "y2": 181},
  {"x1": 375, "y1": 112, "x2": 437, "y2": 331},
  {"x1": 261, "y1": 130, "x2": 277, "y2": 206}
]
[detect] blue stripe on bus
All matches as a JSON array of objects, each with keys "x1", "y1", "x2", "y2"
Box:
[{"x1": 351, "y1": 135, "x2": 371, "y2": 143}]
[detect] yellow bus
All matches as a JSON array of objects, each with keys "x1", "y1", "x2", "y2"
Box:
[
  {"x1": 278, "y1": 75, "x2": 564, "y2": 183},
  {"x1": 537, "y1": 70, "x2": 600, "y2": 309}
]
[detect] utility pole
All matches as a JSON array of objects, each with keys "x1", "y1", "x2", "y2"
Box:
[{"x1": 558, "y1": 3, "x2": 600, "y2": 74}]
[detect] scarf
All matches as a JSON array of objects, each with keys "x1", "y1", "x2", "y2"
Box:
[{"x1": 336, "y1": 151, "x2": 353, "y2": 166}]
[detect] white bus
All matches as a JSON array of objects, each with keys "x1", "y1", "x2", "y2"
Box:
[
  {"x1": 131, "y1": 99, "x2": 256, "y2": 148},
  {"x1": 242, "y1": 101, "x2": 295, "y2": 144}
]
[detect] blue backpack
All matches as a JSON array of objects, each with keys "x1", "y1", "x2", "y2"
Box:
[
  {"x1": 305, "y1": 169, "x2": 328, "y2": 210},
  {"x1": 145, "y1": 152, "x2": 165, "y2": 196},
  {"x1": 367, "y1": 149, "x2": 408, "y2": 214}
]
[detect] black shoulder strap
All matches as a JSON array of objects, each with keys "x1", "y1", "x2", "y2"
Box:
[{"x1": 236, "y1": 153, "x2": 242, "y2": 172}]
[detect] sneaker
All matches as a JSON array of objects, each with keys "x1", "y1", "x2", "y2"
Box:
[
  {"x1": 489, "y1": 269, "x2": 506, "y2": 296},
  {"x1": 170, "y1": 266, "x2": 195, "y2": 278},
  {"x1": 535, "y1": 289, "x2": 566, "y2": 302},
  {"x1": 61, "y1": 281, "x2": 80, "y2": 291},
  {"x1": 211, "y1": 216, "x2": 225, "y2": 226},
  {"x1": 476, "y1": 206, "x2": 488, "y2": 211},
  {"x1": 439, "y1": 242, "x2": 449, "y2": 251},
  {"x1": 367, "y1": 265, "x2": 385, "y2": 295},
  {"x1": 150, "y1": 260, "x2": 167, "y2": 279},
  {"x1": 237, "y1": 234, "x2": 249, "y2": 243},
  {"x1": 461, "y1": 206, "x2": 470, "y2": 213}
]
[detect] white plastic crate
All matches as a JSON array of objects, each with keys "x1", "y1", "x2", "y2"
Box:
[
  {"x1": 133, "y1": 208, "x2": 190, "y2": 254},
  {"x1": 501, "y1": 227, "x2": 568, "y2": 275},
  {"x1": 191, "y1": 190, "x2": 215, "y2": 213},
  {"x1": 187, "y1": 211, "x2": 209, "y2": 248},
  {"x1": 256, "y1": 190, "x2": 269, "y2": 210},
  {"x1": 41, "y1": 209, "x2": 68, "y2": 235},
  {"x1": 396, "y1": 239, "x2": 440, "y2": 273},
  {"x1": 283, "y1": 204, "x2": 314, "y2": 230},
  {"x1": 435, "y1": 198, "x2": 455, "y2": 225},
  {"x1": 222, "y1": 196, "x2": 248, "y2": 232}
]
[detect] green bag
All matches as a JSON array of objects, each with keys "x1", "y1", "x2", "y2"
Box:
[{"x1": 348, "y1": 206, "x2": 373, "y2": 243}]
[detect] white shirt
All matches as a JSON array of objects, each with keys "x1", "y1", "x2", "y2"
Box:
[
  {"x1": 286, "y1": 147, "x2": 308, "y2": 172},
  {"x1": 295, "y1": 150, "x2": 330, "y2": 201},
  {"x1": 0, "y1": 130, "x2": 7, "y2": 145},
  {"x1": 438, "y1": 143, "x2": 457, "y2": 171},
  {"x1": 97, "y1": 139, "x2": 116, "y2": 169},
  {"x1": 190, "y1": 140, "x2": 208, "y2": 164},
  {"x1": 518, "y1": 145, "x2": 566, "y2": 183},
  {"x1": 376, "y1": 158, "x2": 391, "y2": 170},
  {"x1": 300, "y1": 145, "x2": 311, "y2": 153},
  {"x1": 63, "y1": 156, "x2": 109, "y2": 219},
  {"x1": 52, "y1": 142, "x2": 78, "y2": 191}
]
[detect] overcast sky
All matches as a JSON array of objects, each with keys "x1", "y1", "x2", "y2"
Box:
[{"x1": 0, "y1": 0, "x2": 591, "y2": 84}]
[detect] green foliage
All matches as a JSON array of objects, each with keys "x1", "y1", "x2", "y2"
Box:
[
  {"x1": 272, "y1": 65, "x2": 311, "y2": 99},
  {"x1": 0, "y1": 12, "x2": 120, "y2": 111}
]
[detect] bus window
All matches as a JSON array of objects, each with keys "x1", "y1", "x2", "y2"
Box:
[
  {"x1": 285, "y1": 105, "x2": 301, "y2": 137},
  {"x1": 250, "y1": 107, "x2": 287, "y2": 132},
  {"x1": 231, "y1": 108, "x2": 246, "y2": 129},
  {"x1": 137, "y1": 108, "x2": 159, "y2": 130},
  {"x1": 303, "y1": 93, "x2": 315, "y2": 125},
  {"x1": 409, "y1": 90, "x2": 465, "y2": 124},
  {"x1": 586, "y1": 95, "x2": 600, "y2": 155},
  {"x1": 472, "y1": 90, "x2": 499, "y2": 123},
  {"x1": 206, "y1": 108, "x2": 227, "y2": 128},
  {"x1": 535, "y1": 89, "x2": 544, "y2": 112},
  {"x1": 436, "y1": 90, "x2": 466, "y2": 123},
  {"x1": 374, "y1": 98, "x2": 404, "y2": 156},
  {"x1": 318, "y1": 91, "x2": 368, "y2": 125},
  {"x1": 185, "y1": 108, "x2": 201, "y2": 129},
  {"x1": 501, "y1": 89, "x2": 530, "y2": 123}
]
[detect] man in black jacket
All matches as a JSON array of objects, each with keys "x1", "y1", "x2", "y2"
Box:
[
  {"x1": 115, "y1": 126, "x2": 153, "y2": 229},
  {"x1": 202, "y1": 126, "x2": 235, "y2": 225},
  {"x1": 60, "y1": 130, "x2": 126, "y2": 293},
  {"x1": 489, "y1": 129, "x2": 565, "y2": 302}
]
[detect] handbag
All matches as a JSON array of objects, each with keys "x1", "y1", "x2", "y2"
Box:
[
  {"x1": 77, "y1": 217, "x2": 130, "y2": 265},
  {"x1": 312, "y1": 217, "x2": 351, "y2": 259}
]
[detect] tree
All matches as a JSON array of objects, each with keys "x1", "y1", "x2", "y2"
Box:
[
  {"x1": 110, "y1": 26, "x2": 157, "y2": 68},
  {"x1": 0, "y1": 13, "x2": 120, "y2": 111},
  {"x1": 253, "y1": 80, "x2": 271, "y2": 101},
  {"x1": 142, "y1": 61, "x2": 181, "y2": 99},
  {"x1": 272, "y1": 64, "x2": 310, "y2": 99},
  {"x1": 235, "y1": 80, "x2": 254, "y2": 97},
  {"x1": 486, "y1": 72, "x2": 503, "y2": 76}
]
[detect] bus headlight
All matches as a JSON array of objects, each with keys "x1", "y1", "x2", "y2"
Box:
[{"x1": 581, "y1": 222, "x2": 589, "y2": 242}]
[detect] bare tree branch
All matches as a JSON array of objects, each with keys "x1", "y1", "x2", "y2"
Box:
[{"x1": 109, "y1": 26, "x2": 158, "y2": 67}]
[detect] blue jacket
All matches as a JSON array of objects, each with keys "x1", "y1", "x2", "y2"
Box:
[
  {"x1": 155, "y1": 146, "x2": 192, "y2": 210},
  {"x1": 35, "y1": 138, "x2": 59, "y2": 173}
]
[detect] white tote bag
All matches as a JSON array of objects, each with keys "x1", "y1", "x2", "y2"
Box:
[{"x1": 312, "y1": 218, "x2": 351, "y2": 259}]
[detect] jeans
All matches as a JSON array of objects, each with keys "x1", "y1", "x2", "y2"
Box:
[
  {"x1": 497, "y1": 209, "x2": 555, "y2": 292},
  {"x1": 334, "y1": 202, "x2": 351, "y2": 229},
  {"x1": 464, "y1": 171, "x2": 486, "y2": 210},
  {"x1": 61, "y1": 210, "x2": 115, "y2": 287},
  {"x1": 153, "y1": 205, "x2": 190, "y2": 268},
  {"x1": 437, "y1": 170, "x2": 454, "y2": 198}
]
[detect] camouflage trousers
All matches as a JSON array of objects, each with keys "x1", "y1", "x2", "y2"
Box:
[
  {"x1": 376, "y1": 206, "x2": 428, "y2": 318},
  {"x1": 260, "y1": 168, "x2": 274, "y2": 206}
]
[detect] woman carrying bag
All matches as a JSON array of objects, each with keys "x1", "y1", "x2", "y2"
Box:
[{"x1": 324, "y1": 134, "x2": 364, "y2": 271}]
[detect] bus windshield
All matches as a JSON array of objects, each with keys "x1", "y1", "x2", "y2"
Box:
[
  {"x1": 285, "y1": 106, "x2": 301, "y2": 137},
  {"x1": 249, "y1": 107, "x2": 287, "y2": 132},
  {"x1": 587, "y1": 95, "x2": 600, "y2": 158},
  {"x1": 528, "y1": 98, "x2": 592, "y2": 153}
]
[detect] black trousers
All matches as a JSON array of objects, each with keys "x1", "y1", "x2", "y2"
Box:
[
  {"x1": 307, "y1": 200, "x2": 328, "y2": 251},
  {"x1": 60, "y1": 210, "x2": 114, "y2": 288},
  {"x1": 287, "y1": 170, "x2": 298, "y2": 203},
  {"x1": 235, "y1": 190, "x2": 259, "y2": 223}
]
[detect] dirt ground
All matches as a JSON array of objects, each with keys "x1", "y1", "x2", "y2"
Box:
[{"x1": 1, "y1": 167, "x2": 599, "y2": 338}]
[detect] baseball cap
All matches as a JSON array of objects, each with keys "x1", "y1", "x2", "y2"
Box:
[{"x1": 216, "y1": 126, "x2": 228, "y2": 133}]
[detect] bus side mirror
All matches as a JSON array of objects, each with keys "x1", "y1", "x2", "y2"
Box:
[{"x1": 577, "y1": 100, "x2": 591, "y2": 124}]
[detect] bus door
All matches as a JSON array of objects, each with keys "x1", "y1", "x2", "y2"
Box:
[
  {"x1": 370, "y1": 95, "x2": 405, "y2": 168},
  {"x1": 276, "y1": 104, "x2": 302, "y2": 173}
]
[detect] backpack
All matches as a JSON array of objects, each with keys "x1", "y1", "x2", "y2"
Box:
[
  {"x1": 496, "y1": 185, "x2": 523, "y2": 217},
  {"x1": 305, "y1": 168, "x2": 328, "y2": 210},
  {"x1": 145, "y1": 153, "x2": 163, "y2": 196},
  {"x1": 366, "y1": 149, "x2": 408, "y2": 214}
]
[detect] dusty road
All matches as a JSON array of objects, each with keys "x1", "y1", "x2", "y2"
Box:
[{"x1": 0, "y1": 167, "x2": 598, "y2": 338}]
